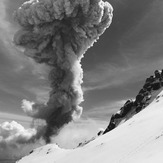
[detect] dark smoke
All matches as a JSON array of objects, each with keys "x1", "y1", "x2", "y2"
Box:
[{"x1": 14, "y1": 0, "x2": 113, "y2": 143}]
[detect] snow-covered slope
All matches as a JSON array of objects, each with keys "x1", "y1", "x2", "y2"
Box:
[{"x1": 17, "y1": 89, "x2": 163, "y2": 163}]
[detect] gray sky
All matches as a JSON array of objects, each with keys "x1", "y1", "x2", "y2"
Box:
[{"x1": 0, "y1": 0, "x2": 163, "y2": 127}]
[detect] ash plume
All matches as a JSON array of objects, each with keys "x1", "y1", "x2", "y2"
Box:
[{"x1": 14, "y1": 0, "x2": 113, "y2": 143}]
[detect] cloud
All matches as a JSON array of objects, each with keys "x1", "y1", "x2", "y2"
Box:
[
  {"x1": 21, "y1": 100, "x2": 35, "y2": 115},
  {"x1": 83, "y1": 100, "x2": 126, "y2": 120},
  {"x1": 0, "y1": 0, "x2": 12, "y2": 38},
  {"x1": 23, "y1": 84, "x2": 50, "y2": 103},
  {"x1": 0, "y1": 0, "x2": 50, "y2": 75},
  {"x1": 0, "y1": 121, "x2": 36, "y2": 143},
  {"x1": 52, "y1": 118, "x2": 107, "y2": 148},
  {"x1": 84, "y1": 57, "x2": 163, "y2": 93},
  {"x1": 0, "y1": 1, "x2": 51, "y2": 106},
  {"x1": 0, "y1": 121, "x2": 42, "y2": 160},
  {"x1": 83, "y1": 62, "x2": 140, "y2": 92},
  {"x1": 83, "y1": 63, "x2": 129, "y2": 91},
  {"x1": 83, "y1": 0, "x2": 163, "y2": 93},
  {"x1": 0, "y1": 112, "x2": 32, "y2": 122},
  {"x1": 13, "y1": 0, "x2": 113, "y2": 143}
]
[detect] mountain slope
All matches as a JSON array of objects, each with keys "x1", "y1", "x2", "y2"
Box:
[
  {"x1": 103, "y1": 70, "x2": 163, "y2": 134},
  {"x1": 17, "y1": 89, "x2": 163, "y2": 163}
]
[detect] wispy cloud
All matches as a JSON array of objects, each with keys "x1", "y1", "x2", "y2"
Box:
[
  {"x1": 0, "y1": 112, "x2": 32, "y2": 127},
  {"x1": 0, "y1": 0, "x2": 12, "y2": 38},
  {"x1": 83, "y1": 63, "x2": 130, "y2": 91},
  {"x1": 83, "y1": 100, "x2": 126, "y2": 121},
  {"x1": 0, "y1": 0, "x2": 52, "y2": 115},
  {"x1": 24, "y1": 85, "x2": 50, "y2": 103},
  {"x1": 83, "y1": 0, "x2": 163, "y2": 93},
  {"x1": 83, "y1": 62, "x2": 146, "y2": 92}
]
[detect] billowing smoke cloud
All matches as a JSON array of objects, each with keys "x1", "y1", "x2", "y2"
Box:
[
  {"x1": 14, "y1": 0, "x2": 113, "y2": 143},
  {"x1": 52, "y1": 119, "x2": 104, "y2": 148},
  {"x1": 0, "y1": 121, "x2": 36, "y2": 143},
  {"x1": 0, "y1": 121, "x2": 42, "y2": 160}
]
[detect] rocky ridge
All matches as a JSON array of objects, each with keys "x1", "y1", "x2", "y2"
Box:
[{"x1": 103, "y1": 69, "x2": 163, "y2": 134}]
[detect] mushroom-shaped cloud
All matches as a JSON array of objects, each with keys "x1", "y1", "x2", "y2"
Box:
[{"x1": 14, "y1": 0, "x2": 113, "y2": 143}]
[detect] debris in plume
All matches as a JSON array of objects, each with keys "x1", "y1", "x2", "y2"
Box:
[{"x1": 14, "y1": 0, "x2": 113, "y2": 143}]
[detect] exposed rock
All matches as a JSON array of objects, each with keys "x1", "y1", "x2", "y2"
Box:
[
  {"x1": 97, "y1": 129, "x2": 105, "y2": 136},
  {"x1": 103, "y1": 69, "x2": 163, "y2": 134},
  {"x1": 154, "y1": 70, "x2": 161, "y2": 79},
  {"x1": 152, "y1": 82, "x2": 161, "y2": 90}
]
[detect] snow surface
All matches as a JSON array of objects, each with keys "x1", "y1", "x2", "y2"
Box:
[{"x1": 17, "y1": 90, "x2": 163, "y2": 163}]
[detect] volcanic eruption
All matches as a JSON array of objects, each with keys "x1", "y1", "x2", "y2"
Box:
[{"x1": 14, "y1": 0, "x2": 113, "y2": 143}]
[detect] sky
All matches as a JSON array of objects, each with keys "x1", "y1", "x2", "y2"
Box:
[{"x1": 0, "y1": 0, "x2": 163, "y2": 129}]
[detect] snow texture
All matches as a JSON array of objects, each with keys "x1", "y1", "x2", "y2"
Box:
[{"x1": 17, "y1": 89, "x2": 163, "y2": 163}]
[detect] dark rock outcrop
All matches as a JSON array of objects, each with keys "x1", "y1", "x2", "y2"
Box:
[{"x1": 103, "y1": 70, "x2": 163, "y2": 135}]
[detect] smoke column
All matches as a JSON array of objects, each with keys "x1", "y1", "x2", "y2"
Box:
[{"x1": 14, "y1": 0, "x2": 113, "y2": 143}]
